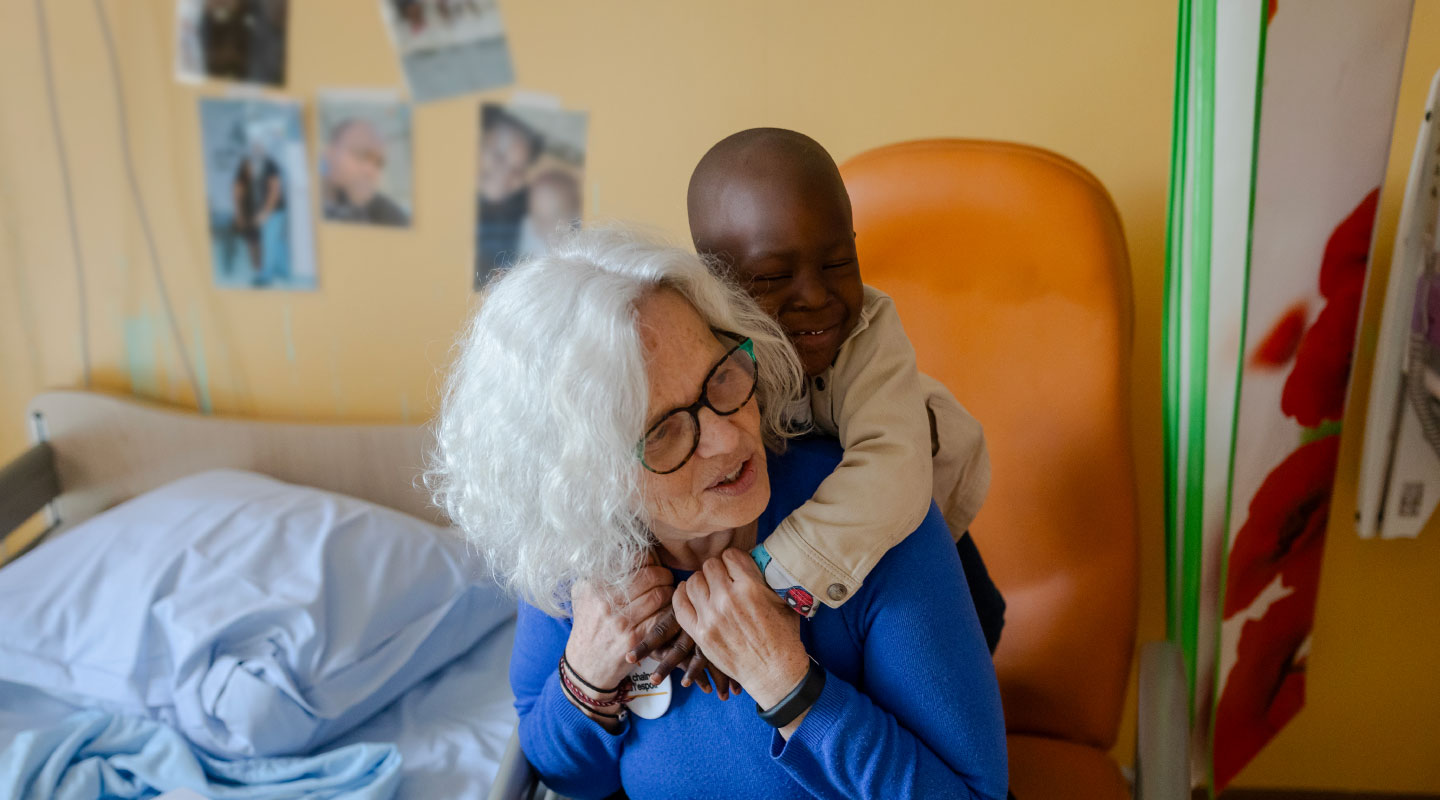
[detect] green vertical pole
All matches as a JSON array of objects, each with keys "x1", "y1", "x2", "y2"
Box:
[
  {"x1": 1180, "y1": 0, "x2": 1218, "y2": 714},
  {"x1": 1162, "y1": 0, "x2": 1193, "y2": 644}
]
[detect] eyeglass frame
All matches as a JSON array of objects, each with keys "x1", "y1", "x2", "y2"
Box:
[{"x1": 635, "y1": 332, "x2": 758, "y2": 475}]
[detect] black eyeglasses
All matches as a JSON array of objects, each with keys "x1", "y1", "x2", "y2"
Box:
[{"x1": 636, "y1": 335, "x2": 758, "y2": 474}]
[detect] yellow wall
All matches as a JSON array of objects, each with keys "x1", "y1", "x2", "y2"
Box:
[{"x1": 0, "y1": 0, "x2": 1433, "y2": 791}]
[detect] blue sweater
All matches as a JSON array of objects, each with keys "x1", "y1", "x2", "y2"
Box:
[{"x1": 509, "y1": 438, "x2": 1009, "y2": 800}]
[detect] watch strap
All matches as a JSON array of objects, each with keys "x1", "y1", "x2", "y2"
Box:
[{"x1": 756, "y1": 658, "x2": 826, "y2": 728}]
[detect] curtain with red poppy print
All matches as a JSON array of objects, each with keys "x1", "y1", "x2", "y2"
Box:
[
  {"x1": 1163, "y1": 0, "x2": 1411, "y2": 793},
  {"x1": 1211, "y1": 184, "x2": 1373, "y2": 788}
]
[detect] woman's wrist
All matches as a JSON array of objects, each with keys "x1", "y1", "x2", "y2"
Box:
[
  {"x1": 744, "y1": 648, "x2": 812, "y2": 710},
  {"x1": 557, "y1": 655, "x2": 629, "y2": 732},
  {"x1": 560, "y1": 659, "x2": 626, "y2": 706},
  {"x1": 756, "y1": 658, "x2": 826, "y2": 733},
  {"x1": 563, "y1": 643, "x2": 629, "y2": 691}
]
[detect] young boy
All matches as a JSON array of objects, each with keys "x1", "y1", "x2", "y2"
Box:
[{"x1": 687, "y1": 128, "x2": 1006, "y2": 651}]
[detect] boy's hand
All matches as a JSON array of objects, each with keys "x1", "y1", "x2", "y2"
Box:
[{"x1": 627, "y1": 605, "x2": 742, "y2": 700}]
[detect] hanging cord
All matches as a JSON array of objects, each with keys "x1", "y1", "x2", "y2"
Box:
[
  {"x1": 34, "y1": 0, "x2": 92, "y2": 388},
  {"x1": 91, "y1": 0, "x2": 204, "y2": 404}
]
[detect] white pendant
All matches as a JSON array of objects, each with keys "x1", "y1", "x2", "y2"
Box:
[{"x1": 624, "y1": 657, "x2": 671, "y2": 719}]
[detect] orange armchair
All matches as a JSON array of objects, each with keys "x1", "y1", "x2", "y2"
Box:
[{"x1": 840, "y1": 139, "x2": 1185, "y2": 800}]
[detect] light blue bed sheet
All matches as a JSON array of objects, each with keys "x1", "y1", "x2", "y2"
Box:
[
  {"x1": 0, "y1": 618, "x2": 517, "y2": 800},
  {"x1": 0, "y1": 706, "x2": 401, "y2": 800},
  {"x1": 327, "y1": 617, "x2": 518, "y2": 799}
]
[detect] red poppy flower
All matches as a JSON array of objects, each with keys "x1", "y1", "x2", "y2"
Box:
[
  {"x1": 1279, "y1": 188, "x2": 1378, "y2": 427},
  {"x1": 1319, "y1": 188, "x2": 1379, "y2": 299},
  {"x1": 1280, "y1": 283, "x2": 1363, "y2": 427},
  {"x1": 1267, "y1": 0, "x2": 1278, "y2": 25},
  {"x1": 1213, "y1": 557, "x2": 1322, "y2": 791},
  {"x1": 1250, "y1": 302, "x2": 1308, "y2": 369},
  {"x1": 1223, "y1": 435, "x2": 1339, "y2": 618}
]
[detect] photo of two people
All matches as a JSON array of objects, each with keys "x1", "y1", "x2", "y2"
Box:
[{"x1": 475, "y1": 103, "x2": 587, "y2": 289}]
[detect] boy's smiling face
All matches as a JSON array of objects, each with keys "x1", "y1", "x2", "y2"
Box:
[{"x1": 690, "y1": 150, "x2": 864, "y2": 378}]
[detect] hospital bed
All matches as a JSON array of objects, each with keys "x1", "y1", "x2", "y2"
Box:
[{"x1": 0, "y1": 390, "x2": 525, "y2": 800}]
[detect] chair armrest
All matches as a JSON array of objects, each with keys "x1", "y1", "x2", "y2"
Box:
[
  {"x1": 1135, "y1": 641, "x2": 1190, "y2": 800},
  {"x1": 486, "y1": 723, "x2": 579, "y2": 800},
  {"x1": 488, "y1": 725, "x2": 539, "y2": 800}
]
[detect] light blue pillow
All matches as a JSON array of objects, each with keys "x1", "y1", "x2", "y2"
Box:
[{"x1": 0, "y1": 470, "x2": 514, "y2": 758}]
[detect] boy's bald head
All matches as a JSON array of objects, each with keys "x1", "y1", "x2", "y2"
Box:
[
  {"x1": 687, "y1": 128, "x2": 851, "y2": 256},
  {"x1": 686, "y1": 128, "x2": 863, "y2": 377}
]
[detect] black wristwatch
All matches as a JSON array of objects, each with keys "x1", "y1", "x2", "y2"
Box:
[{"x1": 756, "y1": 658, "x2": 826, "y2": 728}]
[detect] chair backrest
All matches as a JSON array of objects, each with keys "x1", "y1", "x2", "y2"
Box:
[{"x1": 840, "y1": 140, "x2": 1139, "y2": 750}]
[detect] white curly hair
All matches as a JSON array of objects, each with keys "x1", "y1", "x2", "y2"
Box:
[{"x1": 427, "y1": 227, "x2": 804, "y2": 616}]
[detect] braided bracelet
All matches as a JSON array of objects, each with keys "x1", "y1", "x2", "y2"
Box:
[
  {"x1": 561, "y1": 653, "x2": 624, "y2": 694},
  {"x1": 558, "y1": 674, "x2": 626, "y2": 720},
  {"x1": 557, "y1": 656, "x2": 630, "y2": 720},
  {"x1": 558, "y1": 658, "x2": 628, "y2": 710}
]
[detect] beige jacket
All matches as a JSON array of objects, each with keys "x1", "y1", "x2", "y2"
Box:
[{"x1": 765, "y1": 285, "x2": 991, "y2": 609}]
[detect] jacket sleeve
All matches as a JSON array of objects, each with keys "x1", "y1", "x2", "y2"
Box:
[
  {"x1": 763, "y1": 293, "x2": 935, "y2": 605},
  {"x1": 509, "y1": 603, "x2": 627, "y2": 800},
  {"x1": 918, "y1": 372, "x2": 992, "y2": 538},
  {"x1": 769, "y1": 505, "x2": 1010, "y2": 799}
]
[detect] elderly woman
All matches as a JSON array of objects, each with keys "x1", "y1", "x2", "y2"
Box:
[{"x1": 429, "y1": 229, "x2": 1008, "y2": 799}]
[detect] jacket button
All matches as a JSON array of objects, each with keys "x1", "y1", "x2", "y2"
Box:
[
  {"x1": 815, "y1": 377, "x2": 827, "y2": 391},
  {"x1": 827, "y1": 583, "x2": 847, "y2": 601}
]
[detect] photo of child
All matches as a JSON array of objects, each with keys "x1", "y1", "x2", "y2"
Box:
[
  {"x1": 380, "y1": 0, "x2": 514, "y2": 103},
  {"x1": 174, "y1": 0, "x2": 288, "y2": 87},
  {"x1": 317, "y1": 92, "x2": 413, "y2": 228},
  {"x1": 474, "y1": 103, "x2": 586, "y2": 289},
  {"x1": 199, "y1": 97, "x2": 317, "y2": 290}
]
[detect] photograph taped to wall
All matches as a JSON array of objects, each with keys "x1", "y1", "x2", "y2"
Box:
[
  {"x1": 317, "y1": 92, "x2": 414, "y2": 228},
  {"x1": 199, "y1": 97, "x2": 317, "y2": 290},
  {"x1": 381, "y1": 0, "x2": 514, "y2": 103},
  {"x1": 174, "y1": 0, "x2": 288, "y2": 87},
  {"x1": 475, "y1": 103, "x2": 587, "y2": 289}
]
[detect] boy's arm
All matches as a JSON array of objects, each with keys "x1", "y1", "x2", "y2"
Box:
[
  {"x1": 759, "y1": 294, "x2": 934, "y2": 611},
  {"x1": 918, "y1": 372, "x2": 992, "y2": 538}
]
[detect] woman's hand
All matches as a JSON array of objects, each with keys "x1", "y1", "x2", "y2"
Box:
[
  {"x1": 565, "y1": 565, "x2": 674, "y2": 691},
  {"x1": 672, "y1": 549, "x2": 810, "y2": 711}
]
